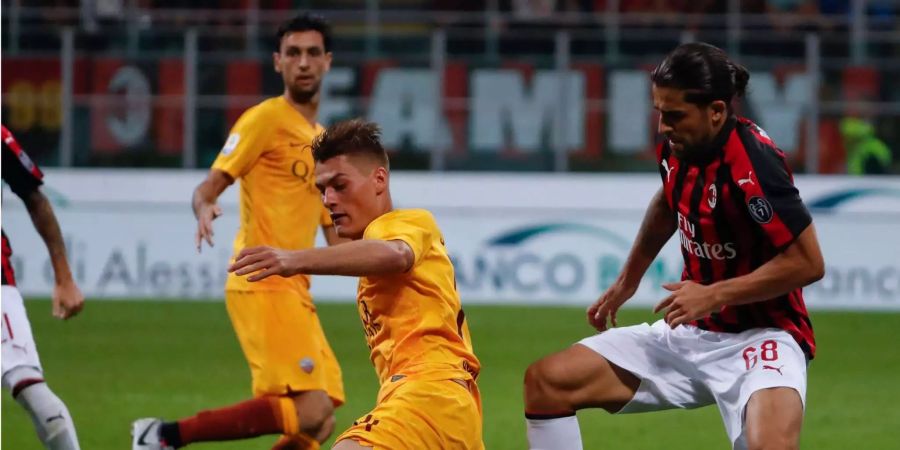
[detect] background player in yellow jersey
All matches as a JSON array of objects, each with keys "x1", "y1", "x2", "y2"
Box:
[
  {"x1": 132, "y1": 13, "x2": 345, "y2": 450},
  {"x1": 229, "y1": 119, "x2": 484, "y2": 450}
]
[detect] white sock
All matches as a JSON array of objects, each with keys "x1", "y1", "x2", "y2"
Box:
[
  {"x1": 526, "y1": 414, "x2": 583, "y2": 450},
  {"x1": 15, "y1": 382, "x2": 81, "y2": 450}
]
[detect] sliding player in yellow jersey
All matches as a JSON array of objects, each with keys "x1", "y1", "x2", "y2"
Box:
[
  {"x1": 132, "y1": 14, "x2": 344, "y2": 450},
  {"x1": 230, "y1": 119, "x2": 484, "y2": 450}
]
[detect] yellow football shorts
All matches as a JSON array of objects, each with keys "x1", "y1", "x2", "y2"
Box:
[
  {"x1": 335, "y1": 377, "x2": 484, "y2": 449},
  {"x1": 225, "y1": 289, "x2": 345, "y2": 405}
]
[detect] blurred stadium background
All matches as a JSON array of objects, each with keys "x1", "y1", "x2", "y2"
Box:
[{"x1": 2, "y1": 1, "x2": 899, "y2": 449}]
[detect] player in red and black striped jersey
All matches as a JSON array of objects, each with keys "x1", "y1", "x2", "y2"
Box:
[
  {"x1": 2, "y1": 125, "x2": 84, "y2": 449},
  {"x1": 523, "y1": 44, "x2": 824, "y2": 450},
  {"x1": 657, "y1": 113, "x2": 816, "y2": 358}
]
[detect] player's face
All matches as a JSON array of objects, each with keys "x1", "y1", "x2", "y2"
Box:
[
  {"x1": 652, "y1": 84, "x2": 726, "y2": 159},
  {"x1": 274, "y1": 30, "x2": 332, "y2": 104},
  {"x1": 315, "y1": 155, "x2": 388, "y2": 239}
]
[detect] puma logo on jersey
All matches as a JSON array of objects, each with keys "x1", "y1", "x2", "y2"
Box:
[
  {"x1": 662, "y1": 159, "x2": 675, "y2": 183},
  {"x1": 762, "y1": 364, "x2": 784, "y2": 375},
  {"x1": 737, "y1": 171, "x2": 754, "y2": 186}
]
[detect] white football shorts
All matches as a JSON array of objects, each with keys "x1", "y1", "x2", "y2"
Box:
[
  {"x1": 1, "y1": 285, "x2": 44, "y2": 390},
  {"x1": 579, "y1": 319, "x2": 807, "y2": 450}
]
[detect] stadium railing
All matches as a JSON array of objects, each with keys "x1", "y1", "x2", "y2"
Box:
[{"x1": 1, "y1": 4, "x2": 898, "y2": 174}]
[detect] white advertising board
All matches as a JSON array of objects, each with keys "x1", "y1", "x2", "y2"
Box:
[{"x1": 2, "y1": 170, "x2": 899, "y2": 310}]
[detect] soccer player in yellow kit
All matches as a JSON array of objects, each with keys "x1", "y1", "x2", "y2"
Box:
[
  {"x1": 132, "y1": 14, "x2": 344, "y2": 450},
  {"x1": 229, "y1": 119, "x2": 484, "y2": 450}
]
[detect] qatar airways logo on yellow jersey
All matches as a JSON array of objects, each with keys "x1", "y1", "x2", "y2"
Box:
[{"x1": 677, "y1": 212, "x2": 737, "y2": 260}]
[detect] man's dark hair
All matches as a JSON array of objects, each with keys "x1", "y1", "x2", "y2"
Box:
[
  {"x1": 651, "y1": 42, "x2": 749, "y2": 109},
  {"x1": 275, "y1": 13, "x2": 332, "y2": 52},
  {"x1": 312, "y1": 119, "x2": 389, "y2": 169}
]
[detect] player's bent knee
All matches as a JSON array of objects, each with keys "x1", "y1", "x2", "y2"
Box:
[
  {"x1": 523, "y1": 360, "x2": 552, "y2": 399},
  {"x1": 2, "y1": 366, "x2": 44, "y2": 395},
  {"x1": 291, "y1": 390, "x2": 335, "y2": 440},
  {"x1": 524, "y1": 358, "x2": 576, "y2": 410},
  {"x1": 526, "y1": 346, "x2": 640, "y2": 414}
]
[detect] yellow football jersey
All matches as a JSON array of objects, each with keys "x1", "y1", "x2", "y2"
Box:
[
  {"x1": 357, "y1": 209, "x2": 481, "y2": 385},
  {"x1": 212, "y1": 96, "x2": 331, "y2": 294}
]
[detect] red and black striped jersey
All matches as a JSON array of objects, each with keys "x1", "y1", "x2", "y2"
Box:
[
  {"x1": 657, "y1": 116, "x2": 816, "y2": 359},
  {"x1": 2, "y1": 125, "x2": 45, "y2": 286}
]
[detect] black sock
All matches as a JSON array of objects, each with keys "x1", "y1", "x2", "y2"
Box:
[{"x1": 159, "y1": 421, "x2": 183, "y2": 448}]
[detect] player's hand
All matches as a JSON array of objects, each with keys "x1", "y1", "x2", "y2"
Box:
[
  {"x1": 587, "y1": 281, "x2": 637, "y2": 332},
  {"x1": 52, "y1": 278, "x2": 84, "y2": 320},
  {"x1": 195, "y1": 203, "x2": 223, "y2": 252},
  {"x1": 653, "y1": 281, "x2": 720, "y2": 329},
  {"x1": 229, "y1": 246, "x2": 301, "y2": 282}
]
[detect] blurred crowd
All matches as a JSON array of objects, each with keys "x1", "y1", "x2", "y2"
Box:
[
  {"x1": 23, "y1": 0, "x2": 900, "y2": 28},
  {"x1": 5, "y1": 1, "x2": 897, "y2": 173},
  {"x1": 15, "y1": 0, "x2": 896, "y2": 60}
]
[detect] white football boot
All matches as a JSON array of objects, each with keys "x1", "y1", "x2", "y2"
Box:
[{"x1": 131, "y1": 418, "x2": 174, "y2": 450}]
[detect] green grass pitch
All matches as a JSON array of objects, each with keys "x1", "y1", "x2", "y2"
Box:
[{"x1": 2, "y1": 300, "x2": 896, "y2": 449}]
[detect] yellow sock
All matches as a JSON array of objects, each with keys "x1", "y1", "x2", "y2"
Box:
[{"x1": 276, "y1": 397, "x2": 301, "y2": 436}]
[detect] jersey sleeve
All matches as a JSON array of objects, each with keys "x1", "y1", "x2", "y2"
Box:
[
  {"x1": 364, "y1": 211, "x2": 435, "y2": 268},
  {"x1": 732, "y1": 135, "x2": 812, "y2": 250},
  {"x1": 2, "y1": 126, "x2": 44, "y2": 200},
  {"x1": 211, "y1": 108, "x2": 271, "y2": 179}
]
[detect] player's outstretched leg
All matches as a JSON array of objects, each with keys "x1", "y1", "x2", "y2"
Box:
[
  {"x1": 523, "y1": 344, "x2": 640, "y2": 450},
  {"x1": 132, "y1": 390, "x2": 333, "y2": 449},
  {"x1": 5, "y1": 368, "x2": 81, "y2": 450}
]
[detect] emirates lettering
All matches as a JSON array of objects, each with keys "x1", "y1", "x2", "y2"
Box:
[{"x1": 677, "y1": 212, "x2": 737, "y2": 260}]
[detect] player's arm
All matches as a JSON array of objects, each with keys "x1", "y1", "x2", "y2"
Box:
[
  {"x1": 228, "y1": 239, "x2": 413, "y2": 280},
  {"x1": 711, "y1": 224, "x2": 823, "y2": 306},
  {"x1": 3, "y1": 128, "x2": 83, "y2": 319},
  {"x1": 656, "y1": 225, "x2": 823, "y2": 327},
  {"x1": 197, "y1": 111, "x2": 268, "y2": 251},
  {"x1": 22, "y1": 188, "x2": 84, "y2": 319},
  {"x1": 192, "y1": 169, "x2": 234, "y2": 251},
  {"x1": 617, "y1": 187, "x2": 677, "y2": 289},
  {"x1": 588, "y1": 187, "x2": 676, "y2": 331}
]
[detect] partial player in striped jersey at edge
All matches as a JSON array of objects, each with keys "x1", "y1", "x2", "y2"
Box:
[
  {"x1": 2, "y1": 125, "x2": 85, "y2": 449},
  {"x1": 523, "y1": 43, "x2": 824, "y2": 450}
]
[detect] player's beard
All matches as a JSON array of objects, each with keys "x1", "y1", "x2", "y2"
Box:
[
  {"x1": 673, "y1": 136, "x2": 717, "y2": 164},
  {"x1": 287, "y1": 81, "x2": 320, "y2": 105}
]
